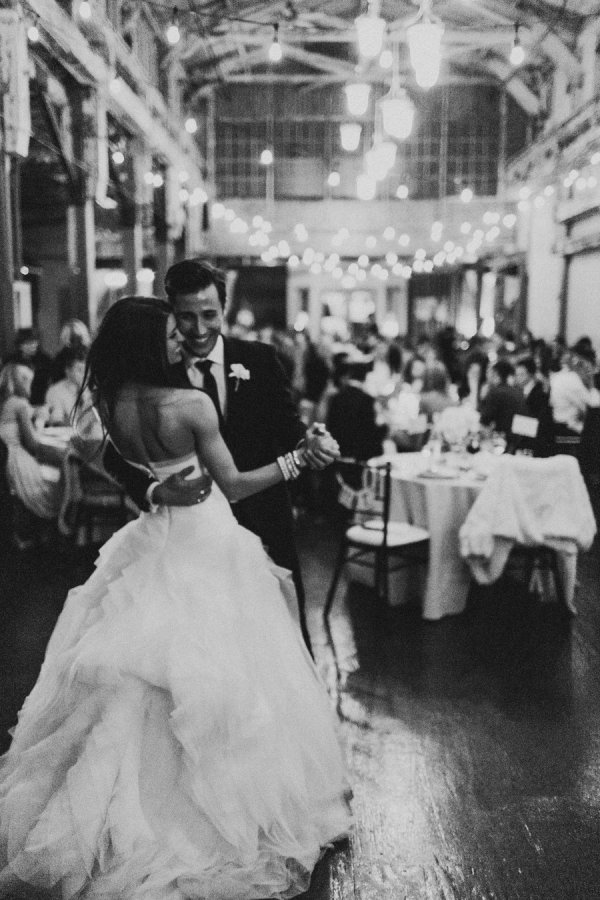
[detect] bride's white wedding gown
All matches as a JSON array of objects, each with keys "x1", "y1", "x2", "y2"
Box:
[{"x1": 0, "y1": 454, "x2": 351, "y2": 900}]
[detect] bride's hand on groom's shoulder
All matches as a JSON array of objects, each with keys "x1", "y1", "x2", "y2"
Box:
[
  {"x1": 152, "y1": 469, "x2": 213, "y2": 507},
  {"x1": 299, "y1": 424, "x2": 340, "y2": 471}
]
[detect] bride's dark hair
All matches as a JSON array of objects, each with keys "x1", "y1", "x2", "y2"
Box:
[{"x1": 80, "y1": 296, "x2": 174, "y2": 430}]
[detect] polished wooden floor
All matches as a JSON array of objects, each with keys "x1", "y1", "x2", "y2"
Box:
[{"x1": 1, "y1": 490, "x2": 600, "y2": 900}]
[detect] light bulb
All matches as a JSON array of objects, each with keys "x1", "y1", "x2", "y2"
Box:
[
  {"x1": 340, "y1": 122, "x2": 362, "y2": 152},
  {"x1": 167, "y1": 23, "x2": 180, "y2": 44},
  {"x1": 357, "y1": 173, "x2": 377, "y2": 200},
  {"x1": 379, "y1": 48, "x2": 393, "y2": 69},
  {"x1": 327, "y1": 171, "x2": 341, "y2": 187},
  {"x1": 268, "y1": 26, "x2": 282, "y2": 62},
  {"x1": 112, "y1": 150, "x2": 125, "y2": 165},
  {"x1": 260, "y1": 148, "x2": 274, "y2": 165},
  {"x1": 407, "y1": 17, "x2": 444, "y2": 90},
  {"x1": 510, "y1": 42, "x2": 525, "y2": 66},
  {"x1": 78, "y1": 0, "x2": 92, "y2": 19},
  {"x1": 344, "y1": 83, "x2": 370, "y2": 116},
  {"x1": 185, "y1": 117, "x2": 198, "y2": 134},
  {"x1": 27, "y1": 22, "x2": 40, "y2": 42}
]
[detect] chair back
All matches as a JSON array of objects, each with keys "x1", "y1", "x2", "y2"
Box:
[{"x1": 334, "y1": 458, "x2": 392, "y2": 545}]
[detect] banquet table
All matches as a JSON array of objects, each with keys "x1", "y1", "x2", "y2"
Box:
[{"x1": 368, "y1": 451, "x2": 500, "y2": 620}]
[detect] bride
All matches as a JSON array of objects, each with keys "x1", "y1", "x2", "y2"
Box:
[{"x1": 0, "y1": 297, "x2": 351, "y2": 900}]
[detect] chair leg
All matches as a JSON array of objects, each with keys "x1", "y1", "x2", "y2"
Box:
[{"x1": 324, "y1": 540, "x2": 348, "y2": 621}]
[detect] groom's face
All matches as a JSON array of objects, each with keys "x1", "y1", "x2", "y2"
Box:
[{"x1": 172, "y1": 284, "x2": 224, "y2": 359}]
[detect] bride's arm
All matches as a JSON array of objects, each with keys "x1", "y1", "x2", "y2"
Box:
[{"x1": 182, "y1": 394, "x2": 305, "y2": 502}]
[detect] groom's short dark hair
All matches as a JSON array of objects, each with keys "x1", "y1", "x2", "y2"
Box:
[{"x1": 164, "y1": 260, "x2": 227, "y2": 310}]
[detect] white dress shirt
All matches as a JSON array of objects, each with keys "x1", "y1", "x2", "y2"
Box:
[{"x1": 185, "y1": 334, "x2": 227, "y2": 417}]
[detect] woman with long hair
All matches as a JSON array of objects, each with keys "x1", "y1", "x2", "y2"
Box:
[
  {"x1": 0, "y1": 362, "x2": 62, "y2": 526},
  {"x1": 0, "y1": 297, "x2": 350, "y2": 900}
]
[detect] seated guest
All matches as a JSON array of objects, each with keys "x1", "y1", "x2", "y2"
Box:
[
  {"x1": 327, "y1": 357, "x2": 387, "y2": 463},
  {"x1": 480, "y1": 358, "x2": 528, "y2": 440},
  {"x1": 45, "y1": 349, "x2": 87, "y2": 425},
  {"x1": 402, "y1": 354, "x2": 426, "y2": 394},
  {"x1": 550, "y1": 348, "x2": 600, "y2": 436},
  {"x1": 419, "y1": 362, "x2": 459, "y2": 422},
  {"x1": 8, "y1": 328, "x2": 53, "y2": 407},
  {"x1": 0, "y1": 363, "x2": 62, "y2": 528},
  {"x1": 514, "y1": 355, "x2": 554, "y2": 456},
  {"x1": 457, "y1": 350, "x2": 488, "y2": 409},
  {"x1": 51, "y1": 318, "x2": 91, "y2": 383}
]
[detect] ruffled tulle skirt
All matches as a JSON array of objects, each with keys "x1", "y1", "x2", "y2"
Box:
[{"x1": 0, "y1": 498, "x2": 351, "y2": 899}]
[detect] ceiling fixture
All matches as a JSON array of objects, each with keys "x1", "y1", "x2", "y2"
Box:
[
  {"x1": 510, "y1": 23, "x2": 525, "y2": 67},
  {"x1": 379, "y1": 44, "x2": 415, "y2": 140},
  {"x1": 166, "y1": 8, "x2": 181, "y2": 44},
  {"x1": 344, "y1": 82, "x2": 371, "y2": 116},
  {"x1": 407, "y1": 0, "x2": 444, "y2": 89},
  {"x1": 268, "y1": 23, "x2": 283, "y2": 62},
  {"x1": 355, "y1": 0, "x2": 386, "y2": 60},
  {"x1": 340, "y1": 122, "x2": 362, "y2": 151}
]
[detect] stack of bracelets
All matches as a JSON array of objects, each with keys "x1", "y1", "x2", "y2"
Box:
[{"x1": 276, "y1": 450, "x2": 306, "y2": 481}]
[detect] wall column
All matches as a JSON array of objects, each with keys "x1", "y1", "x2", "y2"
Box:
[
  {"x1": 0, "y1": 140, "x2": 15, "y2": 357},
  {"x1": 66, "y1": 87, "x2": 96, "y2": 326}
]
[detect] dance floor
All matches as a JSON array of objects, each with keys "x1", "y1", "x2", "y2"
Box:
[{"x1": 2, "y1": 490, "x2": 600, "y2": 899}]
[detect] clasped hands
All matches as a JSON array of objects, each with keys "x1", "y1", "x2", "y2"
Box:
[{"x1": 152, "y1": 423, "x2": 340, "y2": 508}]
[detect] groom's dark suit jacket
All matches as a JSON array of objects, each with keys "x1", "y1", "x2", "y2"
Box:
[{"x1": 104, "y1": 336, "x2": 307, "y2": 582}]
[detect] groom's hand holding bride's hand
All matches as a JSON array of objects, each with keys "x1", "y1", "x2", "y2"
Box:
[
  {"x1": 299, "y1": 423, "x2": 340, "y2": 470},
  {"x1": 152, "y1": 468, "x2": 213, "y2": 507}
]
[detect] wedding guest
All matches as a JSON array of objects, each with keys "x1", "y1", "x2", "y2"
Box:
[
  {"x1": 8, "y1": 328, "x2": 53, "y2": 407},
  {"x1": 458, "y1": 350, "x2": 488, "y2": 409},
  {"x1": 480, "y1": 358, "x2": 528, "y2": 439},
  {"x1": 419, "y1": 362, "x2": 459, "y2": 422},
  {"x1": 514, "y1": 355, "x2": 554, "y2": 456},
  {"x1": 550, "y1": 348, "x2": 600, "y2": 436},
  {"x1": 50, "y1": 318, "x2": 91, "y2": 383},
  {"x1": 403, "y1": 354, "x2": 426, "y2": 394},
  {"x1": 0, "y1": 363, "x2": 62, "y2": 535},
  {"x1": 45, "y1": 349, "x2": 87, "y2": 425},
  {"x1": 327, "y1": 357, "x2": 387, "y2": 463}
]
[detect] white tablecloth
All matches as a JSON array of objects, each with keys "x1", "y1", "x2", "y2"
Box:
[{"x1": 369, "y1": 452, "x2": 498, "y2": 620}]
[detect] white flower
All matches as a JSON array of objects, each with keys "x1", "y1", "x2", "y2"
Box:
[{"x1": 228, "y1": 363, "x2": 251, "y2": 390}]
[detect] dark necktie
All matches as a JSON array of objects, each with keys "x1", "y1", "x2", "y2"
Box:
[{"x1": 195, "y1": 359, "x2": 222, "y2": 420}]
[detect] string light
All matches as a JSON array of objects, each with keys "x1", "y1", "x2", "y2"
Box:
[
  {"x1": 111, "y1": 149, "x2": 125, "y2": 165},
  {"x1": 78, "y1": 0, "x2": 92, "y2": 20},
  {"x1": 268, "y1": 23, "x2": 282, "y2": 62},
  {"x1": 344, "y1": 83, "x2": 370, "y2": 116},
  {"x1": 166, "y1": 8, "x2": 181, "y2": 45},
  {"x1": 355, "y1": 0, "x2": 386, "y2": 59},
  {"x1": 185, "y1": 117, "x2": 198, "y2": 134},
  {"x1": 340, "y1": 122, "x2": 362, "y2": 152},
  {"x1": 510, "y1": 23, "x2": 525, "y2": 66},
  {"x1": 27, "y1": 20, "x2": 40, "y2": 42},
  {"x1": 407, "y1": 0, "x2": 444, "y2": 90}
]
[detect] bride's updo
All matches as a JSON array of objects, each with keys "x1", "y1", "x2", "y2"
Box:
[{"x1": 82, "y1": 296, "x2": 174, "y2": 428}]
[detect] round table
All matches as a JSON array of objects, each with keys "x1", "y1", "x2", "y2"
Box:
[{"x1": 369, "y1": 451, "x2": 499, "y2": 620}]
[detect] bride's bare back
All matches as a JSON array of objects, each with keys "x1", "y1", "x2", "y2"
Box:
[
  {"x1": 110, "y1": 384, "x2": 203, "y2": 465},
  {"x1": 109, "y1": 382, "x2": 283, "y2": 503}
]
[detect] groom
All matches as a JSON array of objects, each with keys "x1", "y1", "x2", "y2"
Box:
[{"x1": 104, "y1": 260, "x2": 337, "y2": 655}]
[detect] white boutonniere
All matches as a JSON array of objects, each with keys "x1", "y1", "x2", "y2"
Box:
[{"x1": 228, "y1": 363, "x2": 251, "y2": 391}]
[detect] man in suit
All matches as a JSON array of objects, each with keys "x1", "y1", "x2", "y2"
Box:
[
  {"x1": 104, "y1": 260, "x2": 337, "y2": 656},
  {"x1": 514, "y1": 355, "x2": 554, "y2": 456},
  {"x1": 326, "y1": 357, "x2": 387, "y2": 464},
  {"x1": 480, "y1": 358, "x2": 528, "y2": 442}
]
